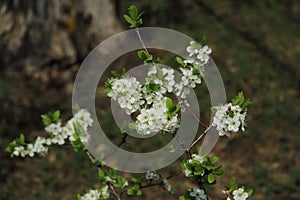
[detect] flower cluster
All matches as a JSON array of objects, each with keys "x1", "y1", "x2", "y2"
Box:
[
  {"x1": 180, "y1": 187, "x2": 207, "y2": 200},
  {"x1": 174, "y1": 41, "x2": 210, "y2": 100},
  {"x1": 105, "y1": 41, "x2": 213, "y2": 135},
  {"x1": 106, "y1": 66, "x2": 181, "y2": 135},
  {"x1": 134, "y1": 97, "x2": 180, "y2": 135},
  {"x1": 223, "y1": 177, "x2": 253, "y2": 200},
  {"x1": 146, "y1": 65, "x2": 175, "y2": 94},
  {"x1": 212, "y1": 103, "x2": 247, "y2": 137},
  {"x1": 183, "y1": 153, "x2": 204, "y2": 177},
  {"x1": 163, "y1": 178, "x2": 172, "y2": 192},
  {"x1": 10, "y1": 109, "x2": 93, "y2": 157},
  {"x1": 232, "y1": 188, "x2": 249, "y2": 200},
  {"x1": 224, "y1": 188, "x2": 249, "y2": 200},
  {"x1": 79, "y1": 186, "x2": 110, "y2": 200},
  {"x1": 107, "y1": 75, "x2": 144, "y2": 115},
  {"x1": 189, "y1": 188, "x2": 207, "y2": 200},
  {"x1": 12, "y1": 136, "x2": 51, "y2": 157},
  {"x1": 212, "y1": 92, "x2": 252, "y2": 137},
  {"x1": 145, "y1": 171, "x2": 160, "y2": 180},
  {"x1": 184, "y1": 41, "x2": 212, "y2": 70}
]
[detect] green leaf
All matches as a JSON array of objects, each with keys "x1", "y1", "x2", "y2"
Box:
[
  {"x1": 179, "y1": 196, "x2": 186, "y2": 200},
  {"x1": 128, "y1": 5, "x2": 138, "y2": 20},
  {"x1": 175, "y1": 56, "x2": 185, "y2": 66},
  {"x1": 166, "y1": 97, "x2": 173, "y2": 110},
  {"x1": 156, "y1": 57, "x2": 161, "y2": 63},
  {"x1": 231, "y1": 92, "x2": 252, "y2": 112},
  {"x1": 123, "y1": 14, "x2": 134, "y2": 25},
  {"x1": 246, "y1": 188, "x2": 254, "y2": 196},
  {"x1": 174, "y1": 104, "x2": 181, "y2": 113},
  {"x1": 229, "y1": 177, "x2": 238, "y2": 190},
  {"x1": 136, "y1": 190, "x2": 142, "y2": 196},
  {"x1": 210, "y1": 156, "x2": 219, "y2": 164},
  {"x1": 127, "y1": 188, "x2": 134, "y2": 195},
  {"x1": 98, "y1": 170, "x2": 106, "y2": 182},
  {"x1": 208, "y1": 173, "x2": 215, "y2": 184},
  {"x1": 53, "y1": 111, "x2": 60, "y2": 122},
  {"x1": 124, "y1": 5, "x2": 144, "y2": 28},
  {"x1": 145, "y1": 83, "x2": 160, "y2": 93},
  {"x1": 199, "y1": 35, "x2": 207, "y2": 46},
  {"x1": 41, "y1": 111, "x2": 60, "y2": 125},
  {"x1": 41, "y1": 114, "x2": 51, "y2": 126},
  {"x1": 242, "y1": 98, "x2": 252, "y2": 109},
  {"x1": 169, "y1": 145, "x2": 175, "y2": 153},
  {"x1": 137, "y1": 50, "x2": 152, "y2": 64},
  {"x1": 231, "y1": 92, "x2": 244, "y2": 106}
]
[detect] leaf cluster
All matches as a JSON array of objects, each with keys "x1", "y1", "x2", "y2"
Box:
[
  {"x1": 231, "y1": 92, "x2": 252, "y2": 112},
  {"x1": 182, "y1": 155, "x2": 224, "y2": 185},
  {"x1": 41, "y1": 110, "x2": 60, "y2": 126},
  {"x1": 166, "y1": 97, "x2": 181, "y2": 118},
  {"x1": 123, "y1": 5, "x2": 144, "y2": 28},
  {"x1": 6, "y1": 134, "x2": 25, "y2": 157}
]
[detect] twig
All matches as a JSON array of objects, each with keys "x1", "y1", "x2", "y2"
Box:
[
  {"x1": 109, "y1": 183, "x2": 122, "y2": 200},
  {"x1": 135, "y1": 28, "x2": 150, "y2": 56},
  {"x1": 189, "y1": 126, "x2": 211, "y2": 149}
]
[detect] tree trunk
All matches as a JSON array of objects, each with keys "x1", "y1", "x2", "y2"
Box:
[{"x1": 0, "y1": 0, "x2": 122, "y2": 72}]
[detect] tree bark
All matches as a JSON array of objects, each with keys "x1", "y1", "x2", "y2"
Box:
[{"x1": 0, "y1": 0, "x2": 122, "y2": 72}]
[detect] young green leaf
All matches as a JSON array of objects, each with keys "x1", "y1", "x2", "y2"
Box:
[
  {"x1": 123, "y1": 5, "x2": 144, "y2": 28},
  {"x1": 208, "y1": 173, "x2": 215, "y2": 183},
  {"x1": 175, "y1": 56, "x2": 185, "y2": 66},
  {"x1": 199, "y1": 35, "x2": 207, "y2": 46},
  {"x1": 169, "y1": 145, "x2": 175, "y2": 153},
  {"x1": 229, "y1": 177, "x2": 238, "y2": 190},
  {"x1": 166, "y1": 97, "x2": 173, "y2": 110}
]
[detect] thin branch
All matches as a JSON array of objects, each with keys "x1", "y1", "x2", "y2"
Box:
[
  {"x1": 182, "y1": 100, "x2": 207, "y2": 129},
  {"x1": 108, "y1": 183, "x2": 122, "y2": 200},
  {"x1": 189, "y1": 126, "x2": 211, "y2": 149},
  {"x1": 135, "y1": 28, "x2": 150, "y2": 56}
]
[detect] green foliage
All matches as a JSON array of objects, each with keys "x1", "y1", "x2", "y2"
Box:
[
  {"x1": 199, "y1": 35, "x2": 207, "y2": 46},
  {"x1": 182, "y1": 155, "x2": 224, "y2": 185},
  {"x1": 165, "y1": 97, "x2": 181, "y2": 118},
  {"x1": 231, "y1": 92, "x2": 252, "y2": 112},
  {"x1": 6, "y1": 134, "x2": 25, "y2": 157},
  {"x1": 98, "y1": 169, "x2": 128, "y2": 189},
  {"x1": 72, "y1": 122, "x2": 86, "y2": 152},
  {"x1": 168, "y1": 144, "x2": 175, "y2": 153},
  {"x1": 145, "y1": 82, "x2": 160, "y2": 93},
  {"x1": 175, "y1": 56, "x2": 186, "y2": 67},
  {"x1": 225, "y1": 177, "x2": 253, "y2": 197},
  {"x1": 123, "y1": 5, "x2": 144, "y2": 28},
  {"x1": 137, "y1": 50, "x2": 153, "y2": 64},
  {"x1": 127, "y1": 176, "x2": 143, "y2": 196},
  {"x1": 41, "y1": 111, "x2": 60, "y2": 126},
  {"x1": 104, "y1": 69, "x2": 127, "y2": 93},
  {"x1": 111, "y1": 69, "x2": 127, "y2": 79}
]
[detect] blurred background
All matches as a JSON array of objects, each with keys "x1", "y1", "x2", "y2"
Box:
[{"x1": 1, "y1": 0, "x2": 299, "y2": 199}]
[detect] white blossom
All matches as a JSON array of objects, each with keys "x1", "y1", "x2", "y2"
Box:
[
  {"x1": 163, "y1": 178, "x2": 172, "y2": 192},
  {"x1": 11, "y1": 109, "x2": 93, "y2": 157},
  {"x1": 232, "y1": 188, "x2": 248, "y2": 200},
  {"x1": 80, "y1": 189, "x2": 101, "y2": 200},
  {"x1": 145, "y1": 171, "x2": 160, "y2": 180},
  {"x1": 107, "y1": 75, "x2": 144, "y2": 115},
  {"x1": 134, "y1": 97, "x2": 180, "y2": 135},
  {"x1": 212, "y1": 103, "x2": 247, "y2": 137},
  {"x1": 45, "y1": 121, "x2": 62, "y2": 135},
  {"x1": 189, "y1": 188, "x2": 207, "y2": 200},
  {"x1": 185, "y1": 41, "x2": 212, "y2": 67},
  {"x1": 192, "y1": 154, "x2": 204, "y2": 163},
  {"x1": 180, "y1": 68, "x2": 201, "y2": 88}
]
